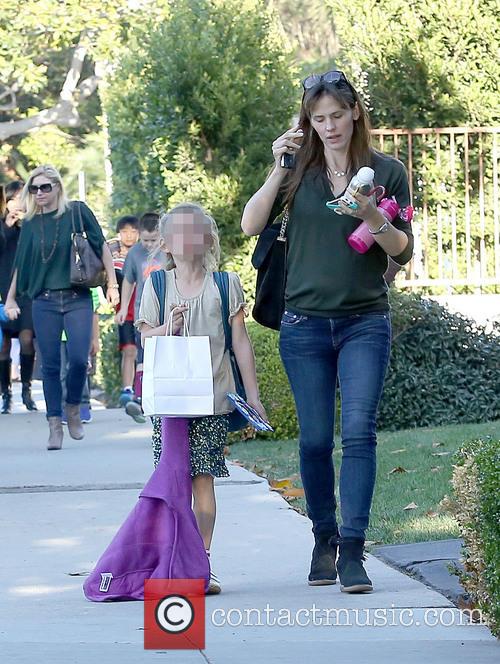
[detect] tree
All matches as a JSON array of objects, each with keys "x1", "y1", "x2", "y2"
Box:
[
  {"x1": 104, "y1": 0, "x2": 297, "y2": 257},
  {"x1": 0, "y1": 0, "x2": 126, "y2": 180},
  {"x1": 324, "y1": 0, "x2": 499, "y2": 128}
]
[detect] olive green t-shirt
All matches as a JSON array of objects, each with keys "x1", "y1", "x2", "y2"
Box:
[
  {"x1": 14, "y1": 201, "x2": 106, "y2": 299},
  {"x1": 275, "y1": 151, "x2": 414, "y2": 317}
]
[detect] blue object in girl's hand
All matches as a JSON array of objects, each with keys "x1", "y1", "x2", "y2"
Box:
[
  {"x1": 226, "y1": 393, "x2": 274, "y2": 432},
  {"x1": 0, "y1": 304, "x2": 7, "y2": 322}
]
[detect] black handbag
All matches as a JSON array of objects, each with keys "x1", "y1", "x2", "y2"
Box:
[
  {"x1": 70, "y1": 202, "x2": 107, "y2": 288},
  {"x1": 251, "y1": 207, "x2": 288, "y2": 331}
]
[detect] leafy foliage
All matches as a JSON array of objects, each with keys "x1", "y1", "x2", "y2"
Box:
[
  {"x1": 103, "y1": 0, "x2": 297, "y2": 258},
  {"x1": 324, "y1": 0, "x2": 499, "y2": 127},
  {"x1": 451, "y1": 438, "x2": 500, "y2": 636},
  {"x1": 380, "y1": 289, "x2": 500, "y2": 429}
]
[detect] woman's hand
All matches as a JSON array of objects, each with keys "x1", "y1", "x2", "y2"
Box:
[
  {"x1": 168, "y1": 305, "x2": 189, "y2": 335},
  {"x1": 272, "y1": 125, "x2": 304, "y2": 170},
  {"x1": 107, "y1": 286, "x2": 120, "y2": 308},
  {"x1": 336, "y1": 191, "x2": 380, "y2": 224},
  {"x1": 4, "y1": 299, "x2": 20, "y2": 320},
  {"x1": 5, "y1": 209, "x2": 22, "y2": 228}
]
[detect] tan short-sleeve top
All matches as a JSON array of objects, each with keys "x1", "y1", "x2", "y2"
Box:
[{"x1": 136, "y1": 269, "x2": 247, "y2": 415}]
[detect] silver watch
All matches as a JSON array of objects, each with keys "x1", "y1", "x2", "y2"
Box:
[{"x1": 369, "y1": 221, "x2": 390, "y2": 235}]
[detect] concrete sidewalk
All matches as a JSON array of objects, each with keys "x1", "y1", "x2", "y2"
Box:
[{"x1": 0, "y1": 382, "x2": 497, "y2": 663}]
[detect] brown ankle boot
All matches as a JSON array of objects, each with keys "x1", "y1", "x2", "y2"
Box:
[
  {"x1": 65, "y1": 404, "x2": 84, "y2": 440},
  {"x1": 47, "y1": 417, "x2": 63, "y2": 450}
]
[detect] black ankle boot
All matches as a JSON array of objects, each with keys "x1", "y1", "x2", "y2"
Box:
[
  {"x1": 308, "y1": 529, "x2": 339, "y2": 586},
  {"x1": 337, "y1": 537, "x2": 373, "y2": 593},
  {"x1": 0, "y1": 359, "x2": 12, "y2": 414},
  {"x1": 21, "y1": 383, "x2": 37, "y2": 411},
  {"x1": 20, "y1": 354, "x2": 37, "y2": 411}
]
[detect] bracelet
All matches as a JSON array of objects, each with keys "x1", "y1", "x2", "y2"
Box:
[
  {"x1": 368, "y1": 221, "x2": 390, "y2": 235},
  {"x1": 108, "y1": 284, "x2": 119, "y2": 289}
]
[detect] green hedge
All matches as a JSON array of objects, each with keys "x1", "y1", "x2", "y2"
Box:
[
  {"x1": 451, "y1": 438, "x2": 500, "y2": 636},
  {"x1": 380, "y1": 289, "x2": 500, "y2": 430},
  {"x1": 96, "y1": 289, "x2": 499, "y2": 439},
  {"x1": 95, "y1": 314, "x2": 122, "y2": 407}
]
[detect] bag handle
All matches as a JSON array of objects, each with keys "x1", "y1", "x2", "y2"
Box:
[
  {"x1": 277, "y1": 206, "x2": 289, "y2": 243},
  {"x1": 166, "y1": 307, "x2": 189, "y2": 337},
  {"x1": 70, "y1": 201, "x2": 85, "y2": 237},
  {"x1": 213, "y1": 271, "x2": 232, "y2": 353}
]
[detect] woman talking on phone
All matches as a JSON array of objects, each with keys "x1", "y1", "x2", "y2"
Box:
[{"x1": 241, "y1": 70, "x2": 413, "y2": 593}]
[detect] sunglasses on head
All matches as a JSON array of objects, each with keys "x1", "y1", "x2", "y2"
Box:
[
  {"x1": 302, "y1": 70, "x2": 352, "y2": 91},
  {"x1": 28, "y1": 183, "x2": 54, "y2": 194}
]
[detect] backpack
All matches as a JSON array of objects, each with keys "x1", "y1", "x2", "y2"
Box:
[{"x1": 151, "y1": 269, "x2": 248, "y2": 432}]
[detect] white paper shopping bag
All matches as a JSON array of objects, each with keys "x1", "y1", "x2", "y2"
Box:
[{"x1": 142, "y1": 311, "x2": 214, "y2": 417}]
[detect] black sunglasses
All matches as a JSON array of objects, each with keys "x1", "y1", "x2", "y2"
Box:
[
  {"x1": 28, "y1": 183, "x2": 54, "y2": 194},
  {"x1": 302, "y1": 70, "x2": 352, "y2": 91}
]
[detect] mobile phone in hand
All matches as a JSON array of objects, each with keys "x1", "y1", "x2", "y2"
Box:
[{"x1": 280, "y1": 153, "x2": 296, "y2": 169}]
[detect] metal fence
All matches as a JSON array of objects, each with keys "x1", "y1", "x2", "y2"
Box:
[{"x1": 371, "y1": 127, "x2": 500, "y2": 291}]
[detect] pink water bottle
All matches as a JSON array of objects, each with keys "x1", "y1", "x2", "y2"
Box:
[{"x1": 347, "y1": 197, "x2": 401, "y2": 254}]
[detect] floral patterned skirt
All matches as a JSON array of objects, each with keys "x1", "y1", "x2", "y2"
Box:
[{"x1": 151, "y1": 415, "x2": 230, "y2": 478}]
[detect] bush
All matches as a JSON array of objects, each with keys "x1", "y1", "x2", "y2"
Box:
[
  {"x1": 246, "y1": 321, "x2": 298, "y2": 440},
  {"x1": 380, "y1": 289, "x2": 500, "y2": 430},
  {"x1": 450, "y1": 438, "x2": 500, "y2": 636},
  {"x1": 244, "y1": 288, "x2": 499, "y2": 438},
  {"x1": 96, "y1": 287, "x2": 499, "y2": 438},
  {"x1": 95, "y1": 314, "x2": 122, "y2": 407}
]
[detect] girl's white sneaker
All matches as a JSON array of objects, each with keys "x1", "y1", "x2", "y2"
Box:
[{"x1": 207, "y1": 571, "x2": 221, "y2": 595}]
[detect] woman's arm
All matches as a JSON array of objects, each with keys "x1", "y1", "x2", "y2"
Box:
[
  {"x1": 241, "y1": 166, "x2": 286, "y2": 237},
  {"x1": 241, "y1": 126, "x2": 303, "y2": 236},
  {"x1": 4, "y1": 270, "x2": 20, "y2": 319},
  {"x1": 363, "y1": 207, "x2": 410, "y2": 257},
  {"x1": 101, "y1": 242, "x2": 120, "y2": 306},
  {"x1": 230, "y1": 310, "x2": 268, "y2": 421}
]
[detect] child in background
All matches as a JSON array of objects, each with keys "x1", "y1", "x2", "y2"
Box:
[
  {"x1": 115, "y1": 212, "x2": 165, "y2": 423},
  {"x1": 107, "y1": 216, "x2": 139, "y2": 406},
  {"x1": 136, "y1": 202, "x2": 267, "y2": 594}
]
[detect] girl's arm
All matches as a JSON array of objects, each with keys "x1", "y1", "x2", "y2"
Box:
[{"x1": 230, "y1": 310, "x2": 268, "y2": 421}]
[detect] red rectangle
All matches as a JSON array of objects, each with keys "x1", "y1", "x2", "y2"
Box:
[{"x1": 144, "y1": 579, "x2": 206, "y2": 650}]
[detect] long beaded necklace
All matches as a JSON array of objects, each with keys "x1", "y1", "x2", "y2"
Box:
[{"x1": 40, "y1": 210, "x2": 61, "y2": 264}]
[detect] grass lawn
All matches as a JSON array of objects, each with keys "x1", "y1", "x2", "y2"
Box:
[{"x1": 228, "y1": 420, "x2": 500, "y2": 548}]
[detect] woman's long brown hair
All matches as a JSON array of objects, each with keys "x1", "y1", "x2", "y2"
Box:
[{"x1": 282, "y1": 81, "x2": 374, "y2": 209}]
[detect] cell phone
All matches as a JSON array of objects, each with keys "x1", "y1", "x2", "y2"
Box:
[{"x1": 280, "y1": 152, "x2": 296, "y2": 169}]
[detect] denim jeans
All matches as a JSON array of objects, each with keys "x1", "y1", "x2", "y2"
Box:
[
  {"x1": 60, "y1": 341, "x2": 90, "y2": 406},
  {"x1": 32, "y1": 288, "x2": 93, "y2": 418},
  {"x1": 279, "y1": 309, "x2": 392, "y2": 540}
]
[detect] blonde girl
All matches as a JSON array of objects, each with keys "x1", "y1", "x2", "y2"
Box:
[{"x1": 136, "y1": 202, "x2": 267, "y2": 594}]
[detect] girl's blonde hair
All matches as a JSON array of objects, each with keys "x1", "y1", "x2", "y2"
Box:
[
  {"x1": 22, "y1": 164, "x2": 70, "y2": 219},
  {"x1": 156, "y1": 202, "x2": 220, "y2": 272}
]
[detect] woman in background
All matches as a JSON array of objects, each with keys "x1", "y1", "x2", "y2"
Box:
[{"x1": 0, "y1": 180, "x2": 37, "y2": 414}]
